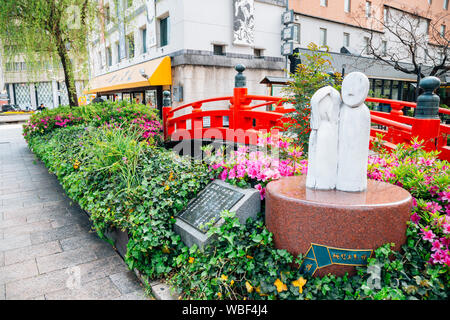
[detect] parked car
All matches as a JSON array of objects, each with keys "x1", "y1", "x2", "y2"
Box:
[{"x1": 1, "y1": 104, "x2": 20, "y2": 112}]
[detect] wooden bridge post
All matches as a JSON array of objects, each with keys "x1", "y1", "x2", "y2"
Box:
[{"x1": 411, "y1": 77, "x2": 441, "y2": 151}]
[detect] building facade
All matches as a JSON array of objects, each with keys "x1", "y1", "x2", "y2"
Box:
[
  {"x1": 86, "y1": 0, "x2": 287, "y2": 113},
  {"x1": 287, "y1": 0, "x2": 449, "y2": 103},
  {"x1": 0, "y1": 55, "x2": 87, "y2": 110}
]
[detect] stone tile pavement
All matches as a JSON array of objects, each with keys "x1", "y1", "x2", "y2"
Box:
[{"x1": 0, "y1": 124, "x2": 150, "y2": 300}]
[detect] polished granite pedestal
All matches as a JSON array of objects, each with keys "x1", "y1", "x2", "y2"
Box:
[{"x1": 265, "y1": 175, "x2": 412, "y2": 277}]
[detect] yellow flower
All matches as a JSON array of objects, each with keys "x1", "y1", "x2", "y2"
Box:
[
  {"x1": 292, "y1": 277, "x2": 307, "y2": 294},
  {"x1": 162, "y1": 246, "x2": 170, "y2": 254},
  {"x1": 220, "y1": 274, "x2": 228, "y2": 281},
  {"x1": 188, "y1": 257, "x2": 195, "y2": 264},
  {"x1": 217, "y1": 292, "x2": 222, "y2": 298},
  {"x1": 274, "y1": 278, "x2": 287, "y2": 293},
  {"x1": 245, "y1": 281, "x2": 253, "y2": 293},
  {"x1": 165, "y1": 185, "x2": 170, "y2": 191},
  {"x1": 230, "y1": 280, "x2": 234, "y2": 286},
  {"x1": 255, "y1": 286, "x2": 268, "y2": 297},
  {"x1": 246, "y1": 255, "x2": 253, "y2": 259}
]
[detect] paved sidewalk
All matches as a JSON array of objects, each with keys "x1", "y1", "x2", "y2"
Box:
[
  {"x1": 0, "y1": 114, "x2": 31, "y2": 125},
  {"x1": 0, "y1": 124, "x2": 149, "y2": 300}
]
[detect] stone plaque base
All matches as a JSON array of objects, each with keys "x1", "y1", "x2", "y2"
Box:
[
  {"x1": 174, "y1": 180, "x2": 261, "y2": 248},
  {"x1": 265, "y1": 175, "x2": 412, "y2": 277}
]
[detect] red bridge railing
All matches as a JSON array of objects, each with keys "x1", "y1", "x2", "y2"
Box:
[
  {"x1": 162, "y1": 87, "x2": 294, "y2": 145},
  {"x1": 162, "y1": 86, "x2": 450, "y2": 162}
]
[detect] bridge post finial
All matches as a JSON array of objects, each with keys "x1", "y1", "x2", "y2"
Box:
[
  {"x1": 415, "y1": 76, "x2": 440, "y2": 119},
  {"x1": 163, "y1": 90, "x2": 171, "y2": 107},
  {"x1": 235, "y1": 64, "x2": 246, "y2": 88}
]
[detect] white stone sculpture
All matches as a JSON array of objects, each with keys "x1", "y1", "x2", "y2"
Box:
[
  {"x1": 306, "y1": 86, "x2": 341, "y2": 190},
  {"x1": 336, "y1": 72, "x2": 371, "y2": 192},
  {"x1": 306, "y1": 72, "x2": 371, "y2": 192}
]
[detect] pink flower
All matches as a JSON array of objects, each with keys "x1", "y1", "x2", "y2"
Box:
[
  {"x1": 412, "y1": 142, "x2": 421, "y2": 150},
  {"x1": 442, "y1": 223, "x2": 450, "y2": 235},
  {"x1": 220, "y1": 169, "x2": 228, "y2": 181},
  {"x1": 431, "y1": 250, "x2": 444, "y2": 264},
  {"x1": 228, "y1": 168, "x2": 236, "y2": 180},
  {"x1": 410, "y1": 212, "x2": 421, "y2": 224},
  {"x1": 255, "y1": 184, "x2": 266, "y2": 200},
  {"x1": 431, "y1": 240, "x2": 442, "y2": 252},
  {"x1": 425, "y1": 202, "x2": 442, "y2": 214},
  {"x1": 421, "y1": 229, "x2": 436, "y2": 242},
  {"x1": 439, "y1": 191, "x2": 450, "y2": 202}
]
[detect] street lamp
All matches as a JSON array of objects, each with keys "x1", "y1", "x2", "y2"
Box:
[{"x1": 342, "y1": 64, "x2": 346, "y2": 77}]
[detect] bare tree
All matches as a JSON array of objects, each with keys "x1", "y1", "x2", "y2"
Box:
[{"x1": 352, "y1": 3, "x2": 449, "y2": 79}]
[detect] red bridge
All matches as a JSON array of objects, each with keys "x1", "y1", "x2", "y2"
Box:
[{"x1": 162, "y1": 83, "x2": 450, "y2": 162}]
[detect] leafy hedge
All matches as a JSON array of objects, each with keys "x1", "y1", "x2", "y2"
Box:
[{"x1": 24, "y1": 103, "x2": 449, "y2": 300}]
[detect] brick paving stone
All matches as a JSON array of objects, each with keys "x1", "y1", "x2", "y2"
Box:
[
  {"x1": 44, "y1": 277, "x2": 122, "y2": 300},
  {"x1": 30, "y1": 224, "x2": 84, "y2": 245},
  {"x1": 74, "y1": 255, "x2": 130, "y2": 285},
  {"x1": 2, "y1": 221, "x2": 53, "y2": 239},
  {"x1": 0, "y1": 259, "x2": 39, "y2": 285},
  {"x1": 0, "y1": 234, "x2": 32, "y2": 251},
  {"x1": 5, "y1": 268, "x2": 71, "y2": 299},
  {"x1": 109, "y1": 271, "x2": 144, "y2": 294},
  {"x1": 4, "y1": 241, "x2": 62, "y2": 266},
  {"x1": 36, "y1": 247, "x2": 98, "y2": 274},
  {"x1": 0, "y1": 125, "x2": 149, "y2": 300}
]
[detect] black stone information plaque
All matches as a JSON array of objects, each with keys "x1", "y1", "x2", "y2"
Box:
[{"x1": 177, "y1": 182, "x2": 245, "y2": 233}]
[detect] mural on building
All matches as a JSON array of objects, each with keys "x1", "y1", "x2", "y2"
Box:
[
  {"x1": 233, "y1": 0, "x2": 255, "y2": 46},
  {"x1": 146, "y1": 0, "x2": 157, "y2": 48}
]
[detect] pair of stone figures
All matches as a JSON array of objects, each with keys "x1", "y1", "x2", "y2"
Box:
[{"x1": 306, "y1": 72, "x2": 371, "y2": 192}]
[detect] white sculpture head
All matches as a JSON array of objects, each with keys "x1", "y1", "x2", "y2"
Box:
[
  {"x1": 310, "y1": 86, "x2": 341, "y2": 130},
  {"x1": 341, "y1": 72, "x2": 370, "y2": 108}
]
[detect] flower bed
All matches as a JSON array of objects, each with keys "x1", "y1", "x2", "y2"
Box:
[{"x1": 24, "y1": 104, "x2": 449, "y2": 300}]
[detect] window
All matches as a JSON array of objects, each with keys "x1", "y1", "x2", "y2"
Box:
[
  {"x1": 344, "y1": 0, "x2": 351, "y2": 12},
  {"x1": 364, "y1": 36, "x2": 370, "y2": 54},
  {"x1": 343, "y1": 32, "x2": 350, "y2": 47},
  {"x1": 104, "y1": 5, "x2": 110, "y2": 25},
  {"x1": 159, "y1": 16, "x2": 169, "y2": 47},
  {"x1": 320, "y1": 0, "x2": 328, "y2": 7},
  {"x1": 441, "y1": 24, "x2": 446, "y2": 37},
  {"x1": 116, "y1": 41, "x2": 121, "y2": 63},
  {"x1": 319, "y1": 28, "x2": 327, "y2": 46},
  {"x1": 293, "y1": 23, "x2": 301, "y2": 43},
  {"x1": 383, "y1": 8, "x2": 389, "y2": 23},
  {"x1": 381, "y1": 40, "x2": 387, "y2": 56},
  {"x1": 126, "y1": 34, "x2": 134, "y2": 58},
  {"x1": 365, "y1": 1, "x2": 371, "y2": 18},
  {"x1": 106, "y1": 47, "x2": 112, "y2": 66},
  {"x1": 445, "y1": 0, "x2": 449, "y2": 10},
  {"x1": 213, "y1": 44, "x2": 225, "y2": 55},
  {"x1": 254, "y1": 48, "x2": 263, "y2": 58},
  {"x1": 98, "y1": 51, "x2": 103, "y2": 69},
  {"x1": 141, "y1": 27, "x2": 147, "y2": 54},
  {"x1": 424, "y1": 49, "x2": 428, "y2": 64}
]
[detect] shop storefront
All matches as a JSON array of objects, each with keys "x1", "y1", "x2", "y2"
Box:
[{"x1": 84, "y1": 56, "x2": 172, "y2": 117}]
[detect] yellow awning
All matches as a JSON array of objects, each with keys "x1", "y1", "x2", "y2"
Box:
[{"x1": 84, "y1": 56, "x2": 172, "y2": 94}]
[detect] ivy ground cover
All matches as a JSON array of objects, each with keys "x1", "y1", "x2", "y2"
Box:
[{"x1": 24, "y1": 103, "x2": 449, "y2": 300}]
